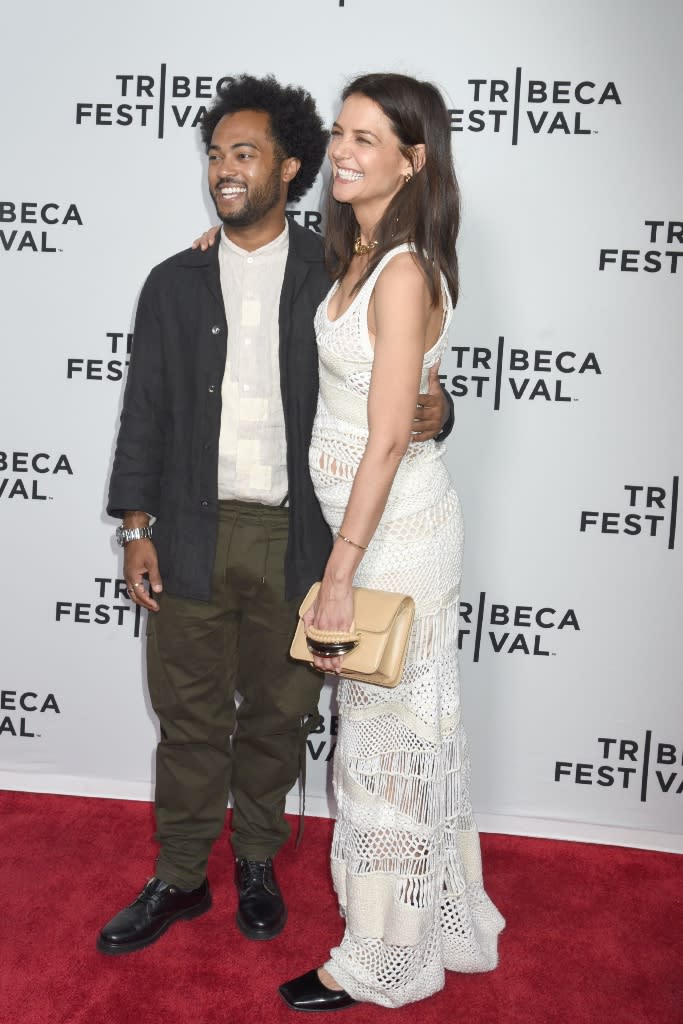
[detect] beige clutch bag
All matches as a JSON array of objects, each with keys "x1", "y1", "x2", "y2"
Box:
[{"x1": 289, "y1": 582, "x2": 415, "y2": 688}]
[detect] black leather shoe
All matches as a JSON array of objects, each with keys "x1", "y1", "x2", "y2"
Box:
[
  {"x1": 235, "y1": 857, "x2": 287, "y2": 940},
  {"x1": 279, "y1": 970, "x2": 357, "y2": 1012},
  {"x1": 96, "y1": 877, "x2": 211, "y2": 955}
]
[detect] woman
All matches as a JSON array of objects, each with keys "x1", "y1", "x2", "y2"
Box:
[{"x1": 279, "y1": 73, "x2": 504, "y2": 1011}]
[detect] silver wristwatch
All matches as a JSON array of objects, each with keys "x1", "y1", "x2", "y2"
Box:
[{"x1": 115, "y1": 525, "x2": 153, "y2": 546}]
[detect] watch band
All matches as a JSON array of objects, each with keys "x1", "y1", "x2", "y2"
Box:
[{"x1": 116, "y1": 525, "x2": 153, "y2": 546}]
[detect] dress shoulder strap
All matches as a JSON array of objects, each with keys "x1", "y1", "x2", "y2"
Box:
[
  {"x1": 358, "y1": 243, "x2": 414, "y2": 295},
  {"x1": 355, "y1": 244, "x2": 416, "y2": 326},
  {"x1": 357, "y1": 243, "x2": 453, "y2": 328}
]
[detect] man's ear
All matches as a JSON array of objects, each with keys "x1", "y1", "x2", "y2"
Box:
[{"x1": 281, "y1": 156, "x2": 301, "y2": 184}]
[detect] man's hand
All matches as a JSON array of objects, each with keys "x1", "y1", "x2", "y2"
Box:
[
  {"x1": 124, "y1": 538, "x2": 163, "y2": 612},
  {"x1": 413, "y1": 361, "x2": 449, "y2": 441}
]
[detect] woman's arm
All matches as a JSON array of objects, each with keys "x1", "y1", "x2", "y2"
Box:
[{"x1": 309, "y1": 252, "x2": 435, "y2": 671}]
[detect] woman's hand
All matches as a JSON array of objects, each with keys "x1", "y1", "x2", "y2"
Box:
[
  {"x1": 304, "y1": 578, "x2": 355, "y2": 675},
  {"x1": 191, "y1": 225, "x2": 221, "y2": 251}
]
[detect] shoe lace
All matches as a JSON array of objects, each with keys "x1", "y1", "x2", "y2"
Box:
[
  {"x1": 237, "y1": 858, "x2": 275, "y2": 893},
  {"x1": 137, "y1": 878, "x2": 175, "y2": 905}
]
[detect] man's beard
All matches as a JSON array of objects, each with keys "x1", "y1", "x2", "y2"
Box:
[{"x1": 213, "y1": 164, "x2": 282, "y2": 228}]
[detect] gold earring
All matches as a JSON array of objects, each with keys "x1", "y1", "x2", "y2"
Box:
[{"x1": 404, "y1": 172, "x2": 413, "y2": 184}]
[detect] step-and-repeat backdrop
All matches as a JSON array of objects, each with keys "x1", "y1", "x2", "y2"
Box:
[{"x1": 1, "y1": 0, "x2": 681, "y2": 852}]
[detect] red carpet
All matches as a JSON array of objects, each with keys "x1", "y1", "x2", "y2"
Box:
[{"x1": 1, "y1": 791, "x2": 680, "y2": 1024}]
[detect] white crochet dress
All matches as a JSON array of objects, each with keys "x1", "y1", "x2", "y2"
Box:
[{"x1": 309, "y1": 245, "x2": 505, "y2": 1008}]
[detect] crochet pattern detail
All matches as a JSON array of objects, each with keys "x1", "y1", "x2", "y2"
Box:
[{"x1": 310, "y1": 246, "x2": 505, "y2": 1007}]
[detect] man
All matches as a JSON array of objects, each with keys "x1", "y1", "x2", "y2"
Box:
[{"x1": 99, "y1": 74, "x2": 452, "y2": 956}]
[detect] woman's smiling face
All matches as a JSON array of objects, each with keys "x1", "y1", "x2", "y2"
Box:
[{"x1": 328, "y1": 93, "x2": 413, "y2": 216}]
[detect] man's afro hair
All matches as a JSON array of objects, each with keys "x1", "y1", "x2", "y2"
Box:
[{"x1": 200, "y1": 74, "x2": 327, "y2": 203}]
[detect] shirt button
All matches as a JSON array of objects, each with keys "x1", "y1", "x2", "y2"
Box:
[
  {"x1": 211, "y1": 325, "x2": 221, "y2": 335},
  {"x1": 247, "y1": 257, "x2": 254, "y2": 264},
  {"x1": 208, "y1": 385, "x2": 216, "y2": 394},
  {"x1": 200, "y1": 499, "x2": 209, "y2": 508},
  {"x1": 243, "y1": 383, "x2": 250, "y2": 392},
  {"x1": 244, "y1": 337, "x2": 252, "y2": 346}
]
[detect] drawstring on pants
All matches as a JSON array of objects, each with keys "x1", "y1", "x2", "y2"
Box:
[{"x1": 296, "y1": 711, "x2": 324, "y2": 847}]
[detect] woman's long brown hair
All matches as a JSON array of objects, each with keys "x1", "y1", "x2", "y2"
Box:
[{"x1": 324, "y1": 73, "x2": 461, "y2": 307}]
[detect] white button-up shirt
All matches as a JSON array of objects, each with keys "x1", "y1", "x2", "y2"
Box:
[{"x1": 217, "y1": 223, "x2": 289, "y2": 504}]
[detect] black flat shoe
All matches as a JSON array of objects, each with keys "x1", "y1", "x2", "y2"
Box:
[
  {"x1": 279, "y1": 970, "x2": 357, "y2": 1012},
  {"x1": 235, "y1": 857, "x2": 287, "y2": 941},
  {"x1": 96, "y1": 877, "x2": 211, "y2": 955}
]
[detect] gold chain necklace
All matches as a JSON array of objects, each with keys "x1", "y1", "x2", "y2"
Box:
[{"x1": 353, "y1": 236, "x2": 379, "y2": 257}]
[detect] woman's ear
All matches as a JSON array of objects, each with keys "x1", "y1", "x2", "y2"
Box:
[{"x1": 410, "y1": 143, "x2": 426, "y2": 174}]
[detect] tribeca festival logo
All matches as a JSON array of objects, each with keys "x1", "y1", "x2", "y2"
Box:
[
  {"x1": 580, "y1": 478, "x2": 679, "y2": 550},
  {"x1": 67, "y1": 331, "x2": 133, "y2": 382},
  {"x1": 55, "y1": 577, "x2": 144, "y2": 637},
  {"x1": 307, "y1": 713, "x2": 338, "y2": 764},
  {"x1": 450, "y1": 71, "x2": 621, "y2": 144},
  {"x1": 0, "y1": 451, "x2": 74, "y2": 501},
  {"x1": 443, "y1": 335, "x2": 601, "y2": 409},
  {"x1": 0, "y1": 690, "x2": 60, "y2": 739},
  {"x1": 599, "y1": 219, "x2": 682, "y2": 275},
  {"x1": 285, "y1": 208, "x2": 323, "y2": 233},
  {"x1": 0, "y1": 201, "x2": 84, "y2": 254},
  {"x1": 555, "y1": 733, "x2": 683, "y2": 801},
  {"x1": 458, "y1": 592, "x2": 580, "y2": 662},
  {"x1": 75, "y1": 69, "x2": 235, "y2": 136}
]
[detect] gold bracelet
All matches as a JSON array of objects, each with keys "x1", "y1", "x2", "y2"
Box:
[{"x1": 337, "y1": 531, "x2": 368, "y2": 552}]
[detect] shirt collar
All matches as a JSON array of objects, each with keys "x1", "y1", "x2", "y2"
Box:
[{"x1": 219, "y1": 220, "x2": 289, "y2": 260}]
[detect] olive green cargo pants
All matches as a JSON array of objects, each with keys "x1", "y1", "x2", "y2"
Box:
[{"x1": 147, "y1": 500, "x2": 323, "y2": 890}]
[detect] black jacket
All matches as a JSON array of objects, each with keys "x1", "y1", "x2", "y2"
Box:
[{"x1": 108, "y1": 221, "x2": 334, "y2": 601}]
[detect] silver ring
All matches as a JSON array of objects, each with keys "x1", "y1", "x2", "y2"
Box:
[{"x1": 132, "y1": 582, "x2": 143, "y2": 589}]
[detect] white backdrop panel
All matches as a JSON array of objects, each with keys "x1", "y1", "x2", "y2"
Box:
[{"x1": 1, "y1": 0, "x2": 681, "y2": 852}]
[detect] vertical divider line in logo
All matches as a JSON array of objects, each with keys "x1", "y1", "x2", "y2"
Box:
[
  {"x1": 639, "y1": 729, "x2": 652, "y2": 802},
  {"x1": 668, "y1": 475, "x2": 679, "y2": 550},
  {"x1": 493, "y1": 336, "x2": 504, "y2": 411},
  {"x1": 157, "y1": 63, "x2": 167, "y2": 140},
  {"x1": 473, "y1": 591, "x2": 486, "y2": 663},
  {"x1": 511, "y1": 67, "x2": 522, "y2": 146},
  {"x1": 134, "y1": 604, "x2": 142, "y2": 639}
]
